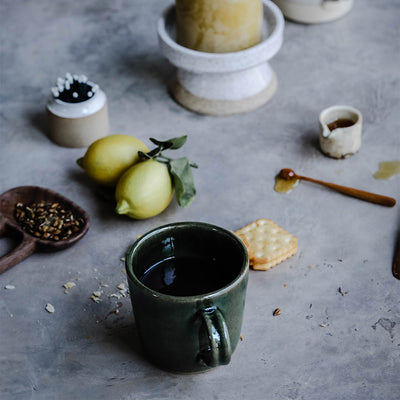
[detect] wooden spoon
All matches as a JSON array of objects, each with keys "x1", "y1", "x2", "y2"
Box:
[
  {"x1": 278, "y1": 168, "x2": 396, "y2": 207},
  {"x1": 0, "y1": 186, "x2": 90, "y2": 274}
]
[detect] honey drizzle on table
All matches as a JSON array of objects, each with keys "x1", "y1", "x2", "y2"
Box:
[
  {"x1": 274, "y1": 175, "x2": 299, "y2": 193},
  {"x1": 373, "y1": 161, "x2": 400, "y2": 180}
]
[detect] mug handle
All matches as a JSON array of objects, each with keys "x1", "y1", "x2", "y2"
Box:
[{"x1": 198, "y1": 306, "x2": 231, "y2": 367}]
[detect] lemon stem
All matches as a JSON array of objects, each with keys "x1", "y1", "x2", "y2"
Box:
[
  {"x1": 138, "y1": 135, "x2": 198, "y2": 208},
  {"x1": 115, "y1": 199, "x2": 130, "y2": 215},
  {"x1": 140, "y1": 152, "x2": 198, "y2": 169}
]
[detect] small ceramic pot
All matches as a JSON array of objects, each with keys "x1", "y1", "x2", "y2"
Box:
[
  {"x1": 272, "y1": 0, "x2": 353, "y2": 24},
  {"x1": 157, "y1": 0, "x2": 284, "y2": 116},
  {"x1": 46, "y1": 81, "x2": 109, "y2": 148},
  {"x1": 319, "y1": 105, "x2": 362, "y2": 159},
  {"x1": 125, "y1": 221, "x2": 249, "y2": 373}
]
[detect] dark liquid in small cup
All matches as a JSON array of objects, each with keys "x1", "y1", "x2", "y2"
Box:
[
  {"x1": 140, "y1": 256, "x2": 237, "y2": 296},
  {"x1": 327, "y1": 118, "x2": 355, "y2": 131}
]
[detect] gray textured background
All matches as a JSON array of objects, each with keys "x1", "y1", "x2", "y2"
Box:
[{"x1": 1, "y1": 1, "x2": 399, "y2": 399}]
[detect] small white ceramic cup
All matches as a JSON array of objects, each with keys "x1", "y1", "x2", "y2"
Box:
[
  {"x1": 46, "y1": 83, "x2": 109, "y2": 148},
  {"x1": 272, "y1": 0, "x2": 353, "y2": 24},
  {"x1": 319, "y1": 105, "x2": 362, "y2": 159}
]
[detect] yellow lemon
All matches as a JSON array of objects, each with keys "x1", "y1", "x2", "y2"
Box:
[
  {"x1": 77, "y1": 134, "x2": 149, "y2": 187},
  {"x1": 115, "y1": 160, "x2": 174, "y2": 219}
]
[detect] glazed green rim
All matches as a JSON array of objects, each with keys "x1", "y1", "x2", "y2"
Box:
[{"x1": 125, "y1": 221, "x2": 249, "y2": 302}]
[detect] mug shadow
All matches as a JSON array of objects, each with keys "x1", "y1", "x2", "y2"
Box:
[
  {"x1": 95, "y1": 312, "x2": 164, "y2": 372},
  {"x1": 76, "y1": 300, "x2": 151, "y2": 367},
  {"x1": 102, "y1": 319, "x2": 144, "y2": 360},
  {"x1": 56, "y1": 275, "x2": 155, "y2": 371}
]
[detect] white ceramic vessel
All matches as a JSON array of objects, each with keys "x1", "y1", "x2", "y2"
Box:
[
  {"x1": 272, "y1": 0, "x2": 353, "y2": 24},
  {"x1": 157, "y1": 0, "x2": 284, "y2": 116},
  {"x1": 47, "y1": 82, "x2": 109, "y2": 148},
  {"x1": 319, "y1": 105, "x2": 362, "y2": 159}
]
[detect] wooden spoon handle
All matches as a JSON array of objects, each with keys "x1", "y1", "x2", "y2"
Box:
[
  {"x1": 0, "y1": 233, "x2": 36, "y2": 274},
  {"x1": 300, "y1": 176, "x2": 396, "y2": 207}
]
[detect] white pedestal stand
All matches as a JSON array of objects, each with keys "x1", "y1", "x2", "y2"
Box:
[{"x1": 157, "y1": 0, "x2": 284, "y2": 116}]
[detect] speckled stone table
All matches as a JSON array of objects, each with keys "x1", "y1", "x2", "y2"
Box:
[{"x1": 1, "y1": 1, "x2": 399, "y2": 399}]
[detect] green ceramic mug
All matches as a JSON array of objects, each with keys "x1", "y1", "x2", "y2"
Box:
[{"x1": 125, "y1": 221, "x2": 249, "y2": 373}]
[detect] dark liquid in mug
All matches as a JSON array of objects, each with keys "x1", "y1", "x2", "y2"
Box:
[
  {"x1": 140, "y1": 256, "x2": 236, "y2": 296},
  {"x1": 327, "y1": 118, "x2": 355, "y2": 131}
]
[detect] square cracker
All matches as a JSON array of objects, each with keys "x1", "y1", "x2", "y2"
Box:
[{"x1": 235, "y1": 219, "x2": 297, "y2": 271}]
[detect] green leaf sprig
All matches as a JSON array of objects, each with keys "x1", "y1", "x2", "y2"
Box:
[{"x1": 138, "y1": 135, "x2": 198, "y2": 208}]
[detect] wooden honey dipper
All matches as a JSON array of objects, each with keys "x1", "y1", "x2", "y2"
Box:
[{"x1": 278, "y1": 168, "x2": 396, "y2": 207}]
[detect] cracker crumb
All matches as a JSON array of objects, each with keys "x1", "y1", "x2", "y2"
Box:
[
  {"x1": 91, "y1": 291, "x2": 103, "y2": 303},
  {"x1": 91, "y1": 295, "x2": 102, "y2": 303},
  {"x1": 283, "y1": 284, "x2": 287, "y2": 287},
  {"x1": 308, "y1": 265, "x2": 312, "y2": 269},
  {"x1": 63, "y1": 282, "x2": 76, "y2": 289},
  {"x1": 119, "y1": 288, "x2": 129, "y2": 297},
  {"x1": 45, "y1": 303, "x2": 55, "y2": 313},
  {"x1": 5, "y1": 284, "x2": 16, "y2": 290},
  {"x1": 117, "y1": 283, "x2": 125, "y2": 290},
  {"x1": 240, "y1": 335, "x2": 244, "y2": 341},
  {"x1": 120, "y1": 257, "x2": 126, "y2": 262}
]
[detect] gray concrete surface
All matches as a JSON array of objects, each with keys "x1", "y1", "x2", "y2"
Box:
[{"x1": 1, "y1": 1, "x2": 399, "y2": 399}]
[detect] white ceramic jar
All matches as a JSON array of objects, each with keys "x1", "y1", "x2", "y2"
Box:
[
  {"x1": 319, "y1": 105, "x2": 362, "y2": 159},
  {"x1": 46, "y1": 75, "x2": 109, "y2": 148}
]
